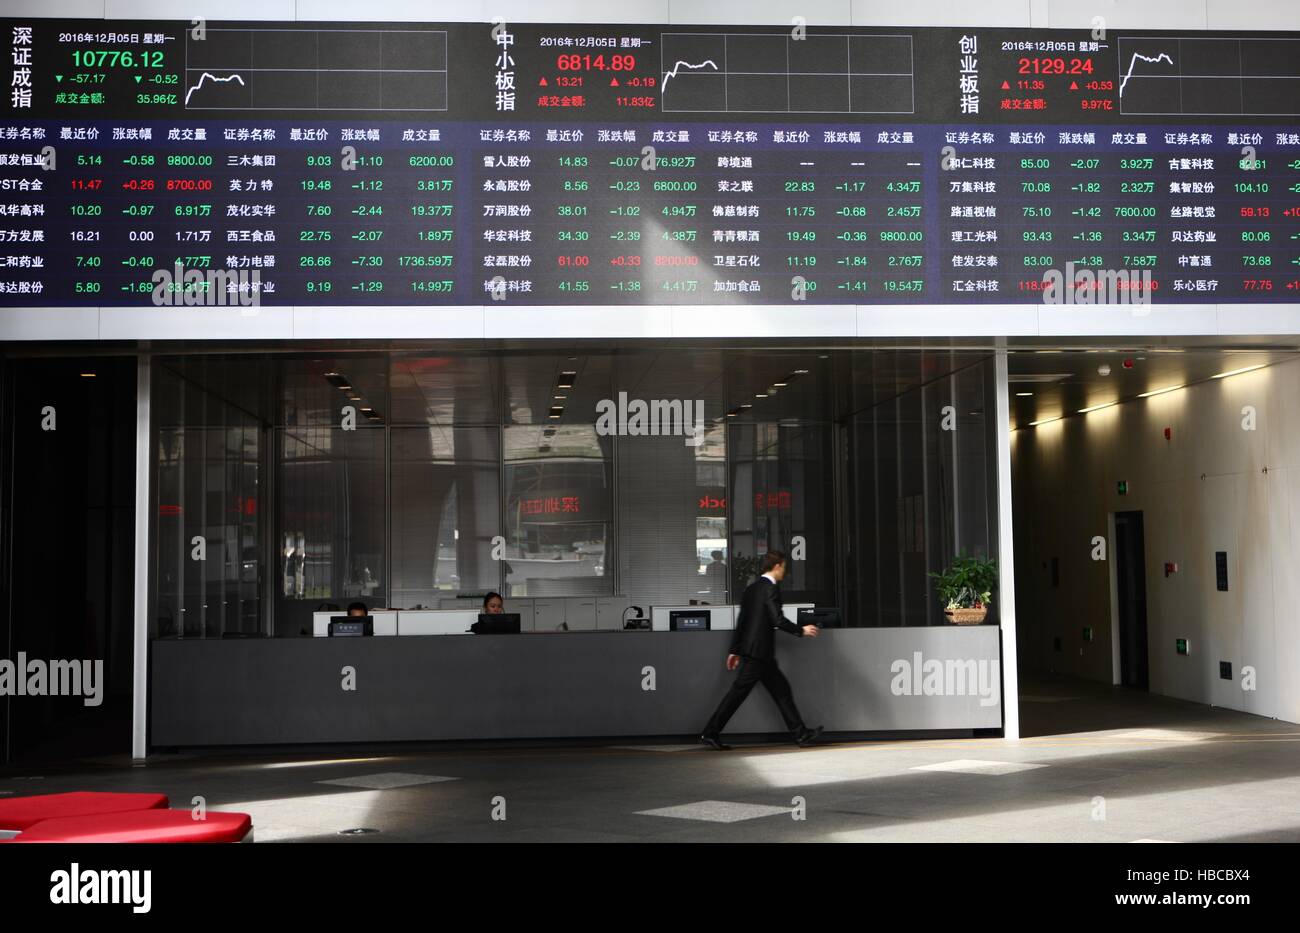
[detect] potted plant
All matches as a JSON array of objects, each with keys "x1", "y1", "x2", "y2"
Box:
[
  {"x1": 731, "y1": 553, "x2": 763, "y2": 594},
  {"x1": 929, "y1": 554, "x2": 998, "y2": 625}
]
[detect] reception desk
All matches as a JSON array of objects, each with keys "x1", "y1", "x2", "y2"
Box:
[
  {"x1": 150, "y1": 626, "x2": 1004, "y2": 747},
  {"x1": 310, "y1": 598, "x2": 632, "y2": 635},
  {"x1": 310, "y1": 602, "x2": 814, "y2": 636}
]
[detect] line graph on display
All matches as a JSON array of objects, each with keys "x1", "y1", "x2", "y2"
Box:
[
  {"x1": 1118, "y1": 51, "x2": 1173, "y2": 97},
  {"x1": 1118, "y1": 36, "x2": 1300, "y2": 116},
  {"x1": 661, "y1": 59, "x2": 720, "y2": 90},
  {"x1": 659, "y1": 32, "x2": 914, "y2": 114},
  {"x1": 184, "y1": 26, "x2": 448, "y2": 111},
  {"x1": 183, "y1": 72, "x2": 245, "y2": 106}
]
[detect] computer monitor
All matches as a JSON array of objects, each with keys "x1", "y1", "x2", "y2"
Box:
[
  {"x1": 669, "y1": 609, "x2": 710, "y2": 632},
  {"x1": 798, "y1": 607, "x2": 842, "y2": 629},
  {"x1": 329, "y1": 615, "x2": 374, "y2": 637},
  {"x1": 471, "y1": 613, "x2": 521, "y2": 635}
]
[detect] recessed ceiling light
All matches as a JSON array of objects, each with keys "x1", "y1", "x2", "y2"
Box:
[
  {"x1": 1015, "y1": 392, "x2": 1033, "y2": 397},
  {"x1": 1008, "y1": 373, "x2": 1073, "y2": 383},
  {"x1": 80, "y1": 373, "x2": 96, "y2": 378}
]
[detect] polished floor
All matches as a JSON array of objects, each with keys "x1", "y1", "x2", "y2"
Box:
[{"x1": 3, "y1": 674, "x2": 1299, "y2": 842}]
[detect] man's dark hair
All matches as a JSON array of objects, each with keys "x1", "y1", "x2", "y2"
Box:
[
  {"x1": 346, "y1": 601, "x2": 368, "y2": 614},
  {"x1": 761, "y1": 550, "x2": 788, "y2": 573},
  {"x1": 483, "y1": 592, "x2": 503, "y2": 608}
]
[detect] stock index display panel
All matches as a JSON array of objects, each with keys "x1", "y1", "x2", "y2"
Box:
[{"x1": 2, "y1": 18, "x2": 1300, "y2": 308}]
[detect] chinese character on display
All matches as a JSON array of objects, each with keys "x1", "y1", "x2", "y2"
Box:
[
  {"x1": 495, "y1": 26, "x2": 516, "y2": 112},
  {"x1": 11, "y1": 26, "x2": 33, "y2": 109},
  {"x1": 958, "y1": 35, "x2": 978, "y2": 115}
]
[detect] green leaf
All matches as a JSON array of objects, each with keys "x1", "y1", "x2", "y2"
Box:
[{"x1": 930, "y1": 553, "x2": 998, "y2": 610}]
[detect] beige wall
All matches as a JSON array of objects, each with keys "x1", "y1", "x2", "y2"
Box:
[{"x1": 1012, "y1": 357, "x2": 1300, "y2": 725}]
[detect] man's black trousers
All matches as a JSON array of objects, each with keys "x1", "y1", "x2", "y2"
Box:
[{"x1": 703, "y1": 657, "x2": 805, "y2": 736}]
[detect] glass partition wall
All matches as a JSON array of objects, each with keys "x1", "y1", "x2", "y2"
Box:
[
  {"x1": 841, "y1": 353, "x2": 997, "y2": 626},
  {"x1": 150, "y1": 348, "x2": 997, "y2": 636},
  {"x1": 505, "y1": 424, "x2": 613, "y2": 598},
  {"x1": 154, "y1": 361, "x2": 263, "y2": 639}
]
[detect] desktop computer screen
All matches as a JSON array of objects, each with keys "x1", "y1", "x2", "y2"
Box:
[
  {"x1": 669, "y1": 610, "x2": 711, "y2": 631},
  {"x1": 472, "y1": 613, "x2": 522, "y2": 635},
  {"x1": 329, "y1": 616, "x2": 374, "y2": 637}
]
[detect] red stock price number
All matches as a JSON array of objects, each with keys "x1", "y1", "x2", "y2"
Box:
[{"x1": 556, "y1": 54, "x2": 636, "y2": 71}]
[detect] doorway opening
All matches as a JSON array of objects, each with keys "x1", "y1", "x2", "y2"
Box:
[{"x1": 1113, "y1": 510, "x2": 1149, "y2": 690}]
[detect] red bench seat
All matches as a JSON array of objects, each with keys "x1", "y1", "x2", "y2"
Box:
[
  {"x1": 9, "y1": 809, "x2": 252, "y2": 843},
  {"x1": 0, "y1": 792, "x2": 168, "y2": 831}
]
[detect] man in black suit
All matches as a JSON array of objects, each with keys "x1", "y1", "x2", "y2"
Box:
[{"x1": 700, "y1": 550, "x2": 823, "y2": 750}]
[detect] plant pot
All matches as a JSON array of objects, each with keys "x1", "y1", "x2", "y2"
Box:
[{"x1": 944, "y1": 607, "x2": 988, "y2": 625}]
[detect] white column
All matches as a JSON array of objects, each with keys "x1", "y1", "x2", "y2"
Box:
[
  {"x1": 993, "y1": 349, "x2": 1020, "y2": 740},
  {"x1": 132, "y1": 354, "x2": 151, "y2": 760}
]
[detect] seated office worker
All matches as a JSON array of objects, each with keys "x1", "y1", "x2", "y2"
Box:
[
  {"x1": 346, "y1": 602, "x2": 368, "y2": 618},
  {"x1": 482, "y1": 592, "x2": 505, "y2": 614},
  {"x1": 700, "y1": 550, "x2": 823, "y2": 750}
]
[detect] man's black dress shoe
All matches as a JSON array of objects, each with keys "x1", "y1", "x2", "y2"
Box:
[
  {"x1": 795, "y1": 726, "x2": 824, "y2": 747},
  {"x1": 700, "y1": 734, "x2": 731, "y2": 750}
]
